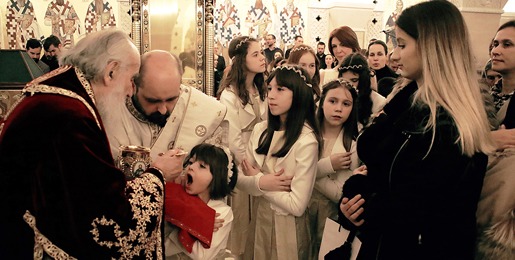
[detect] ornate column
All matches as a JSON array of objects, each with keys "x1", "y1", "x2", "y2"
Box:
[
  {"x1": 204, "y1": 0, "x2": 214, "y2": 96},
  {"x1": 130, "y1": 0, "x2": 142, "y2": 52}
]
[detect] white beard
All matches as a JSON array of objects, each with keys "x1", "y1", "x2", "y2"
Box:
[{"x1": 95, "y1": 85, "x2": 126, "y2": 128}]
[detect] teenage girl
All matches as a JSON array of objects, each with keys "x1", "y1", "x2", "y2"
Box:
[
  {"x1": 287, "y1": 44, "x2": 322, "y2": 102},
  {"x1": 217, "y1": 36, "x2": 268, "y2": 256},
  {"x1": 237, "y1": 65, "x2": 322, "y2": 260}
]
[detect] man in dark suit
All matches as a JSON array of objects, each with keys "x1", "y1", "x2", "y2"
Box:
[{"x1": 316, "y1": 42, "x2": 327, "y2": 69}]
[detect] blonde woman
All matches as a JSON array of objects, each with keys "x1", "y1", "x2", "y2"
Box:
[{"x1": 339, "y1": 1, "x2": 495, "y2": 259}]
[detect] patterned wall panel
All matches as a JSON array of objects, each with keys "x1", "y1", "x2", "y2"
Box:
[
  {"x1": 117, "y1": 0, "x2": 131, "y2": 36},
  {"x1": 307, "y1": 7, "x2": 329, "y2": 47},
  {"x1": 367, "y1": 11, "x2": 383, "y2": 44}
]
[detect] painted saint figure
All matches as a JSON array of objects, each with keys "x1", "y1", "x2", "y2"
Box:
[
  {"x1": 44, "y1": 0, "x2": 82, "y2": 49},
  {"x1": 245, "y1": 0, "x2": 272, "y2": 42},
  {"x1": 84, "y1": 0, "x2": 116, "y2": 34},
  {"x1": 278, "y1": 0, "x2": 304, "y2": 48},
  {"x1": 384, "y1": 0, "x2": 403, "y2": 49},
  {"x1": 214, "y1": 0, "x2": 241, "y2": 48},
  {"x1": 5, "y1": 0, "x2": 42, "y2": 49}
]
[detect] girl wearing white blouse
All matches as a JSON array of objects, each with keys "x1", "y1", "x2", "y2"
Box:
[
  {"x1": 217, "y1": 36, "x2": 268, "y2": 256},
  {"x1": 307, "y1": 78, "x2": 361, "y2": 258},
  {"x1": 238, "y1": 65, "x2": 322, "y2": 260}
]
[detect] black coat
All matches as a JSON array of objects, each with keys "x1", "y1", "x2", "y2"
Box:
[{"x1": 343, "y1": 81, "x2": 487, "y2": 260}]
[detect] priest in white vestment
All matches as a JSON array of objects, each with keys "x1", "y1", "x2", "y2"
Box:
[{"x1": 103, "y1": 50, "x2": 228, "y2": 161}]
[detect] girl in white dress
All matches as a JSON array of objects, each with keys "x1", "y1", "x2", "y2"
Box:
[
  {"x1": 308, "y1": 78, "x2": 361, "y2": 258},
  {"x1": 237, "y1": 65, "x2": 322, "y2": 260},
  {"x1": 217, "y1": 36, "x2": 268, "y2": 256},
  {"x1": 165, "y1": 143, "x2": 238, "y2": 260},
  {"x1": 287, "y1": 44, "x2": 322, "y2": 102}
]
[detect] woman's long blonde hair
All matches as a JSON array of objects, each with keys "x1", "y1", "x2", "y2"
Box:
[{"x1": 396, "y1": 0, "x2": 495, "y2": 156}]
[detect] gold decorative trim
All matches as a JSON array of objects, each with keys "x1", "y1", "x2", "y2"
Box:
[
  {"x1": 196, "y1": 0, "x2": 206, "y2": 91},
  {"x1": 23, "y1": 85, "x2": 101, "y2": 130},
  {"x1": 23, "y1": 211, "x2": 77, "y2": 260},
  {"x1": 125, "y1": 97, "x2": 161, "y2": 144},
  {"x1": 0, "y1": 94, "x2": 25, "y2": 135},
  {"x1": 205, "y1": 0, "x2": 215, "y2": 96},
  {"x1": 90, "y1": 173, "x2": 164, "y2": 258},
  {"x1": 27, "y1": 65, "x2": 74, "y2": 86},
  {"x1": 131, "y1": 0, "x2": 142, "y2": 52},
  {"x1": 195, "y1": 125, "x2": 207, "y2": 137},
  {"x1": 142, "y1": 5, "x2": 150, "y2": 53},
  {"x1": 125, "y1": 96, "x2": 147, "y2": 122},
  {"x1": 1, "y1": 66, "x2": 100, "y2": 135},
  {"x1": 75, "y1": 67, "x2": 96, "y2": 105}
]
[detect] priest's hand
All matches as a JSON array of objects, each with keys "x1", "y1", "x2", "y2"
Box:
[{"x1": 152, "y1": 149, "x2": 187, "y2": 182}]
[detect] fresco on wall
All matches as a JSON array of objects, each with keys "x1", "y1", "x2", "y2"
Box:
[
  {"x1": 244, "y1": 0, "x2": 271, "y2": 42},
  {"x1": 214, "y1": 0, "x2": 306, "y2": 50},
  {"x1": 44, "y1": 0, "x2": 81, "y2": 49},
  {"x1": 278, "y1": 0, "x2": 304, "y2": 48},
  {"x1": 215, "y1": 0, "x2": 241, "y2": 48},
  {"x1": 384, "y1": 0, "x2": 403, "y2": 49},
  {"x1": 5, "y1": 0, "x2": 42, "y2": 49},
  {"x1": 84, "y1": 0, "x2": 116, "y2": 35}
]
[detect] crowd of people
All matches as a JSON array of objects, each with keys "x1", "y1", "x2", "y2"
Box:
[{"x1": 1, "y1": 0, "x2": 513, "y2": 259}]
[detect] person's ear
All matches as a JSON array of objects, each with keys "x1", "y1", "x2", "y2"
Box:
[{"x1": 103, "y1": 60, "x2": 120, "y2": 85}]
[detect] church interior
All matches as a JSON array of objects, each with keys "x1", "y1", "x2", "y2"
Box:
[
  {"x1": 0, "y1": 0, "x2": 515, "y2": 260},
  {"x1": 1, "y1": 0, "x2": 514, "y2": 100}
]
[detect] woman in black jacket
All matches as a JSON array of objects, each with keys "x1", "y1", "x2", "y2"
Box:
[{"x1": 338, "y1": 1, "x2": 495, "y2": 259}]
